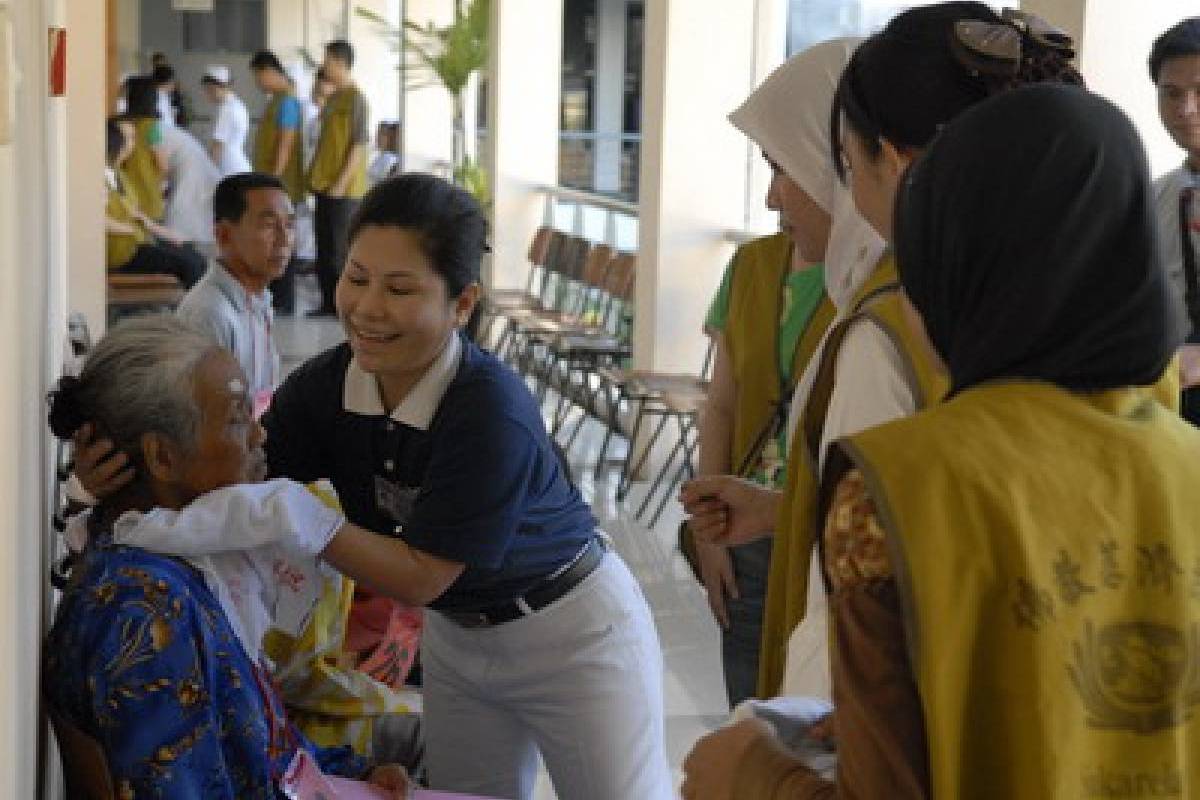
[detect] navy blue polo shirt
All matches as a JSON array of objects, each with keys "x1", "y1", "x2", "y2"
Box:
[{"x1": 262, "y1": 334, "x2": 597, "y2": 611}]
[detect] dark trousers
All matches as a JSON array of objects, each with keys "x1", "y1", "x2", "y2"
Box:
[
  {"x1": 721, "y1": 536, "x2": 773, "y2": 708},
  {"x1": 1184, "y1": 387, "x2": 1200, "y2": 426},
  {"x1": 314, "y1": 193, "x2": 358, "y2": 312},
  {"x1": 269, "y1": 257, "x2": 298, "y2": 314},
  {"x1": 119, "y1": 240, "x2": 206, "y2": 289}
]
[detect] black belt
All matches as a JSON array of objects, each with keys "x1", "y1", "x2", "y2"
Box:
[{"x1": 440, "y1": 537, "x2": 606, "y2": 628}]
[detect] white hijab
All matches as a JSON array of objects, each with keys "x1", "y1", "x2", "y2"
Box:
[
  {"x1": 728, "y1": 38, "x2": 889, "y2": 447},
  {"x1": 728, "y1": 37, "x2": 885, "y2": 313}
]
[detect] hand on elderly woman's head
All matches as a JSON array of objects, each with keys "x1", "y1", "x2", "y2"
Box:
[{"x1": 72, "y1": 422, "x2": 135, "y2": 500}]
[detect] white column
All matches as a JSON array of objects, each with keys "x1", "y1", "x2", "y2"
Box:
[
  {"x1": 347, "y1": 0, "x2": 402, "y2": 130},
  {"x1": 635, "y1": 0, "x2": 757, "y2": 372},
  {"x1": 403, "y1": 0, "x2": 455, "y2": 173},
  {"x1": 483, "y1": 0, "x2": 563, "y2": 292},
  {"x1": 1023, "y1": 0, "x2": 1197, "y2": 177},
  {"x1": 66, "y1": 0, "x2": 107, "y2": 335},
  {"x1": 592, "y1": 0, "x2": 625, "y2": 194},
  {"x1": 114, "y1": 0, "x2": 139, "y2": 74},
  {"x1": 0, "y1": 0, "x2": 64, "y2": 795},
  {"x1": 744, "y1": 0, "x2": 789, "y2": 233}
]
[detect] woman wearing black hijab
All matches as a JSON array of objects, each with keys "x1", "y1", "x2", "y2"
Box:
[{"x1": 682, "y1": 85, "x2": 1198, "y2": 799}]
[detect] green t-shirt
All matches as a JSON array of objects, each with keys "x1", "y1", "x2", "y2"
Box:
[
  {"x1": 705, "y1": 258, "x2": 826, "y2": 488},
  {"x1": 705, "y1": 261, "x2": 826, "y2": 385},
  {"x1": 145, "y1": 120, "x2": 163, "y2": 147}
]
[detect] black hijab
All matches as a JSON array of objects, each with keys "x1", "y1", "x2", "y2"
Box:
[{"x1": 895, "y1": 84, "x2": 1183, "y2": 396}]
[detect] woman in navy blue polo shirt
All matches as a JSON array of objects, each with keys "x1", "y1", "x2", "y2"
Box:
[{"x1": 261, "y1": 173, "x2": 672, "y2": 800}]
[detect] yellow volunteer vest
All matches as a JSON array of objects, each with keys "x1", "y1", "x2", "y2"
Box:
[
  {"x1": 105, "y1": 180, "x2": 148, "y2": 270},
  {"x1": 1156, "y1": 354, "x2": 1182, "y2": 412},
  {"x1": 308, "y1": 87, "x2": 368, "y2": 198},
  {"x1": 254, "y1": 91, "x2": 307, "y2": 203},
  {"x1": 843, "y1": 382, "x2": 1200, "y2": 799},
  {"x1": 725, "y1": 233, "x2": 836, "y2": 474},
  {"x1": 757, "y1": 254, "x2": 949, "y2": 696},
  {"x1": 121, "y1": 118, "x2": 165, "y2": 221}
]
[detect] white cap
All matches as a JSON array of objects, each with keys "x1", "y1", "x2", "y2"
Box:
[{"x1": 202, "y1": 64, "x2": 231, "y2": 85}]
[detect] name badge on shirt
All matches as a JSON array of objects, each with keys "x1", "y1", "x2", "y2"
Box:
[{"x1": 374, "y1": 475, "x2": 421, "y2": 532}]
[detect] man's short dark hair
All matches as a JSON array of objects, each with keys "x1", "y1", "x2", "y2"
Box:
[
  {"x1": 1150, "y1": 18, "x2": 1200, "y2": 83},
  {"x1": 325, "y1": 40, "x2": 354, "y2": 68},
  {"x1": 152, "y1": 65, "x2": 174, "y2": 86},
  {"x1": 250, "y1": 49, "x2": 286, "y2": 75},
  {"x1": 213, "y1": 173, "x2": 286, "y2": 223}
]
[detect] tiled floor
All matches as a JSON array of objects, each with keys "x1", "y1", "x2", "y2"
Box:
[{"x1": 275, "y1": 275, "x2": 728, "y2": 799}]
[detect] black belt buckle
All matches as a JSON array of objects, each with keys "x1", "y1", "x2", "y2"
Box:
[
  {"x1": 444, "y1": 610, "x2": 493, "y2": 629},
  {"x1": 442, "y1": 536, "x2": 606, "y2": 629}
]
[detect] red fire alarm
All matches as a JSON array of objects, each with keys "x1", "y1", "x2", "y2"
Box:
[{"x1": 49, "y1": 27, "x2": 66, "y2": 96}]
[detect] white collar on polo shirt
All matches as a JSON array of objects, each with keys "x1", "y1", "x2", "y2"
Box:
[{"x1": 342, "y1": 331, "x2": 463, "y2": 430}]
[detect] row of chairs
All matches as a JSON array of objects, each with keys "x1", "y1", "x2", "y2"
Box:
[{"x1": 483, "y1": 227, "x2": 711, "y2": 526}]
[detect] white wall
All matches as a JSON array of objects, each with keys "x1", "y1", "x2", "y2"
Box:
[
  {"x1": 115, "y1": 0, "x2": 139, "y2": 75},
  {"x1": 0, "y1": 0, "x2": 64, "y2": 796},
  {"x1": 1023, "y1": 0, "x2": 1196, "y2": 177},
  {"x1": 485, "y1": 0, "x2": 563, "y2": 292},
  {"x1": 744, "y1": 0, "x2": 790, "y2": 234},
  {"x1": 635, "y1": 0, "x2": 756, "y2": 372},
  {"x1": 67, "y1": 0, "x2": 107, "y2": 335},
  {"x1": 347, "y1": 0, "x2": 402, "y2": 132},
  {"x1": 403, "y1": 0, "x2": 454, "y2": 172}
]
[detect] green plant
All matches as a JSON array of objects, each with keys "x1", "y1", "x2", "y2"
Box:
[
  {"x1": 357, "y1": 0, "x2": 490, "y2": 179},
  {"x1": 453, "y1": 156, "x2": 490, "y2": 208}
]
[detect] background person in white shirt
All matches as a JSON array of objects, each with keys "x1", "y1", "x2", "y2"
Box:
[
  {"x1": 202, "y1": 65, "x2": 253, "y2": 176},
  {"x1": 1150, "y1": 18, "x2": 1200, "y2": 422}
]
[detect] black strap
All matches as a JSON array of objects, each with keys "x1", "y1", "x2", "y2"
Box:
[
  {"x1": 1179, "y1": 188, "x2": 1200, "y2": 339},
  {"x1": 733, "y1": 387, "x2": 793, "y2": 479}
]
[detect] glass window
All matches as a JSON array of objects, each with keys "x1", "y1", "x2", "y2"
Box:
[
  {"x1": 182, "y1": 0, "x2": 265, "y2": 54},
  {"x1": 786, "y1": 0, "x2": 977, "y2": 55}
]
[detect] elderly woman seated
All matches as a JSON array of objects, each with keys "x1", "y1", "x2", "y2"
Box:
[{"x1": 44, "y1": 314, "x2": 409, "y2": 798}]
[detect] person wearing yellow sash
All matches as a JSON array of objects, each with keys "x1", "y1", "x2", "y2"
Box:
[
  {"x1": 251, "y1": 49, "x2": 307, "y2": 315},
  {"x1": 308, "y1": 39, "x2": 370, "y2": 316},
  {"x1": 691, "y1": 40, "x2": 853, "y2": 710},
  {"x1": 682, "y1": 3, "x2": 1090, "y2": 700},
  {"x1": 685, "y1": 83, "x2": 1198, "y2": 800},
  {"x1": 119, "y1": 75, "x2": 169, "y2": 222},
  {"x1": 105, "y1": 118, "x2": 206, "y2": 288}
]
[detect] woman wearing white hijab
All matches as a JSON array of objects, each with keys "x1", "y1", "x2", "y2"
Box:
[{"x1": 684, "y1": 37, "x2": 892, "y2": 702}]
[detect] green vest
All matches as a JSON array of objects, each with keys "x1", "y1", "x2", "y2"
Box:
[
  {"x1": 106, "y1": 179, "x2": 148, "y2": 269},
  {"x1": 724, "y1": 233, "x2": 836, "y2": 476},
  {"x1": 308, "y1": 88, "x2": 367, "y2": 198},
  {"x1": 254, "y1": 91, "x2": 306, "y2": 202},
  {"x1": 758, "y1": 254, "x2": 949, "y2": 696},
  {"x1": 121, "y1": 118, "x2": 164, "y2": 221},
  {"x1": 844, "y1": 382, "x2": 1200, "y2": 798}
]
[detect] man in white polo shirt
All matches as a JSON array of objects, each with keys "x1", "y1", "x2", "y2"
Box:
[
  {"x1": 177, "y1": 172, "x2": 293, "y2": 417},
  {"x1": 201, "y1": 64, "x2": 253, "y2": 176}
]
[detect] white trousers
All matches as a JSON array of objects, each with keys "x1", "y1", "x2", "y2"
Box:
[{"x1": 422, "y1": 551, "x2": 673, "y2": 800}]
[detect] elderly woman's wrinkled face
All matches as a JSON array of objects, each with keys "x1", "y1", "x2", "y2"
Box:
[{"x1": 172, "y1": 349, "x2": 267, "y2": 500}]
